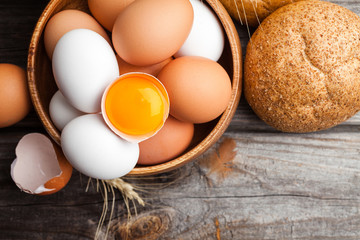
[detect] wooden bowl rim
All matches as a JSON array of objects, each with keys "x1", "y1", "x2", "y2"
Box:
[{"x1": 27, "y1": 0, "x2": 242, "y2": 176}]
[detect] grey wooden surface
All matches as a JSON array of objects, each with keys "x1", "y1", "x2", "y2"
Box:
[{"x1": 1, "y1": 0, "x2": 360, "y2": 239}]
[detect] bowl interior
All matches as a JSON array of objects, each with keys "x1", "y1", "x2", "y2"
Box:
[{"x1": 27, "y1": 0, "x2": 242, "y2": 176}]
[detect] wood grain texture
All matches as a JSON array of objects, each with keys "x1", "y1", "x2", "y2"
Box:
[{"x1": 1, "y1": 0, "x2": 360, "y2": 239}]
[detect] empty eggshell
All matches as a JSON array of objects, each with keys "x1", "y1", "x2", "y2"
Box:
[
  {"x1": 174, "y1": 0, "x2": 225, "y2": 61},
  {"x1": 11, "y1": 133, "x2": 73, "y2": 195},
  {"x1": 52, "y1": 29, "x2": 119, "y2": 113},
  {"x1": 61, "y1": 114, "x2": 139, "y2": 180},
  {"x1": 49, "y1": 90, "x2": 84, "y2": 131},
  {"x1": 40, "y1": 142, "x2": 73, "y2": 196}
]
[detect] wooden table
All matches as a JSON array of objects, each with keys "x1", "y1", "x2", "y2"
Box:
[{"x1": 1, "y1": 0, "x2": 360, "y2": 239}]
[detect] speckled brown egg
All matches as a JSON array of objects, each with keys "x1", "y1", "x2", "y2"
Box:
[{"x1": 244, "y1": 0, "x2": 360, "y2": 133}]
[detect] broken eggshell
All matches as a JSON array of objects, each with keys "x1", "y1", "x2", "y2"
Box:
[{"x1": 11, "y1": 133, "x2": 72, "y2": 195}]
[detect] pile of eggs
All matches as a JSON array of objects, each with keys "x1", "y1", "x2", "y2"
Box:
[{"x1": 46, "y1": 0, "x2": 232, "y2": 180}]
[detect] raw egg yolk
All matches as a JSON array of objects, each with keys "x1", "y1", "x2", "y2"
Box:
[{"x1": 104, "y1": 73, "x2": 169, "y2": 136}]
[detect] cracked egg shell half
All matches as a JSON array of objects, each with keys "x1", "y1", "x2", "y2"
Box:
[{"x1": 11, "y1": 133, "x2": 73, "y2": 195}]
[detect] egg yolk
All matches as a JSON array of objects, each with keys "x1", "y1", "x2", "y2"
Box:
[{"x1": 104, "y1": 74, "x2": 169, "y2": 136}]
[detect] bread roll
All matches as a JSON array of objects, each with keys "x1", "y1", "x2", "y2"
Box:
[
  {"x1": 244, "y1": 0, "x2": 360, "y2": 132},
  {"x1": 220, "y1": 0, "x2": 303, "y2": 27}
]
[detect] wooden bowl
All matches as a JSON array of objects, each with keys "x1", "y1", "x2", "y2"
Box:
[{"x1": 27, "y1": 0, "x2": 242, "y2": 176}]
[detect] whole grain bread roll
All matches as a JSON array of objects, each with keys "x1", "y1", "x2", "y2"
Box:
[
  {"x1": 244, "y1": 0, "x2": 360, "y2": 132},
  {"x1": 220, "y1": 0, "x2": 303, "y2": 27}
]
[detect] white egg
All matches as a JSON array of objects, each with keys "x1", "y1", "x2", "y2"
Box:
[
  {"x1": 61, "y1": 114, "x2": 139, "y2": 180},
  {"x1": 52, "y1": 29, "x2": 119, "y2": 113},
  {"x1": 174, "y1": 0, "x2": 225, "y2": 61},
  {"x1": 49, "y1": 90, "x2": 84, "y2": 131}
]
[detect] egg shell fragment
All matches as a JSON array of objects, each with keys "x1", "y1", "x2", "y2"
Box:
[
  {"x1": 41, "y1": 142, "x2": 73, "y2": 195},
  {"x1": 11, "y1": 133, "x2": 72, "y2": 195},
  {"x1": 174, "y1": 0, "x2": 225, "y2": 61},
  {"x1": 112, "y1": 0, "x2": 194, "y2": 66},
  {"x1": 52, "y1": 29, "x2": 119, "y2": 113},
  {"x1": 49, "y1": 90, "x2": 84, "y2": 131},
  {"x1": 61, "y1": 114, "x2": 139, "y2": 180}
]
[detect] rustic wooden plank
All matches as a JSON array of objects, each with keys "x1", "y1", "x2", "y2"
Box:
[
  {"x1": 1, "y1": 0, "x2": 360, "y2": 239},
  {"x1": 0, "y1": 0, "x2": 48, "y2": 68},
  {"x1": 111, "y1": 130, "x2": 360, "y2": 239}
]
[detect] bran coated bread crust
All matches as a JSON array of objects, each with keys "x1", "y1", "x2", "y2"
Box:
[
  {"x1": 244, "y1": 0, "x2": 360, "y2": 132},
  {"x1": 220, "y1": 0, "x2": 303, "y2": 27}
]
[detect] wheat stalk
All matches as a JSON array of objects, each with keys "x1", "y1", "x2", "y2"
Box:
[{"x1": 85, "y1": 177, "x2": 145, "y2": 240}]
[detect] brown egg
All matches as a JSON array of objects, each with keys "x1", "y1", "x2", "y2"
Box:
[
  {"x1": 112, "y1": 0, "x2": 193, "y2": 66},
  {"x1": 44, "y1": 9, "x2": 111, "y2": 59},
  {"x1": 116, "y1": 55, "x2": 172, "y2": 76},
  {"x1": 0, "y1": 64, "x2": 31, "y2": 128},
  {"x1": 158, "y1": 56, "x2": 232, "y2": 123},
  {"x1": 88, "y1": 0, "x2": 135, "y2": 31},
  {"x1": 138, "y1": 116, "x2": 194, "y2": 165}
]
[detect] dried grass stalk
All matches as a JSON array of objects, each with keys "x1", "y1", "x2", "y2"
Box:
[{"x1": 85, "y1": 177, "x2": 145, "y2": 240}]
